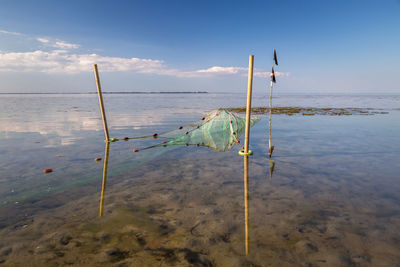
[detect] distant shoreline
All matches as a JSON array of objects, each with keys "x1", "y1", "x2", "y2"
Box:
[
  {"x1": 0, "y1": 91, "x2": 209, "y2": 95},
  {"x1": 1, "y1": 92, "x2": 399, "y2": 96}
]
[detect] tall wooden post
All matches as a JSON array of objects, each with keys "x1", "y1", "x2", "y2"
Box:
[
  {"x1": 244, "y1": 55, "x2": 254, "y2": 153},
  {"x1": 93, "y1": 64, "x2": 110, "y2": 141},
  {"x1": 243, "y1": 54, "x2": 254, "y2": 256}
]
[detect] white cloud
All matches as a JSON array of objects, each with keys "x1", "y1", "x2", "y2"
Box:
[
  {"x1": 196, "y1": 66, "x2": 247, "y2": 75},
  {"x1": 53, "y1": 41, "x2": 79, "y2": 49},
  {"x1": 0, "y1": 29, "x2": 22, "y2": 36},
  {"x1": 36, "y1": 37, "x2": 79, "y2": 49},
  {"x1": 0, "y1": 49, "x2": 289, "y2": 79},
  {"x1": 0, "y1": 30, "x2": 288, "y2": 78},
  {"x1": 1, "y1": 28, "x2": 79, "y2": 50},
  {"x1": 144, "y1": 66, "x2": 247, "y2": 78},
  {"x1": 36, "y1": 37, "x2": 50, "y2": 43},
  {"x1": 177, "y1": 66, "x2": 289, "y2": 79},
  {"x1": 1, "y1": 29, "x2": 290, "y2": 79},
  {"x1": 162, "y1": 66, "x2": 269, "y2": 78},
  {"x1": 0, "y1": 50, "x2": 163, "y2": 74}
]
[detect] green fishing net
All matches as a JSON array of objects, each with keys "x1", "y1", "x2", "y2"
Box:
[{"x1": 141, "y1": 109, "x2": 260, "y2": 152}]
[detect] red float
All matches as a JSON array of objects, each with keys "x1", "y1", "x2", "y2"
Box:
[{"x1": 44, "y1": 169, "x2": 53, "y2": 173}]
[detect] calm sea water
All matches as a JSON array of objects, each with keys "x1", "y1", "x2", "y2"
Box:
[{"x1": 0, "y1": 93, "x2": 399, "y2": 266}]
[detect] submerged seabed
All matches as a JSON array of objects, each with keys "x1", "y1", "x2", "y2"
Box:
[{"x1": 0, "y1": 93, "x2": 400, "y2": 266}]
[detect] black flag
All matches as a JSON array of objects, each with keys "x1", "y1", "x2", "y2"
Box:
[
  {"x1": 273, "y1": 49, "x2": 278, "y2": 65},
  {"x1": 271, "y1": 67, "x2": 276, "y2": 83}
]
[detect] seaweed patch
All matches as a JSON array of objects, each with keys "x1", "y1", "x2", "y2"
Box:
[{"x1": 226, "y1": 107, "x2": 389, "y2": 116}]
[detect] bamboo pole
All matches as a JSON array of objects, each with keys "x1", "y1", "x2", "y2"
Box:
[
  {"x1": 244, "y1": 155, "x2": 250, "y2": 255},
  {"x1": 268, "y1": 49, "x2": 277, "y2": 157},
  {"x1": 242, "y1": 54, "x2": 254, "y2": 256},
  {"x1": 99, "y1": 141, "x2": 110, "y2": 217},
  {"x1": 93, "y1": 64, "x2": 110, "y2": 141},
  {"x1": 244, "y1": 55, "x2": 254, "y2": 153}
]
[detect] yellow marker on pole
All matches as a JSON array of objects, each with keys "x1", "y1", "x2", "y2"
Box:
[{"x1": 93, "y1": 64, "x2": 110, "y2": 142}]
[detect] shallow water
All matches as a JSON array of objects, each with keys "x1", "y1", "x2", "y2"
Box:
[{"x1": 0, "y1": 93, "x2": 400, "y2": 266}]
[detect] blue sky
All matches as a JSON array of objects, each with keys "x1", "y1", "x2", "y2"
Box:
[{"x1": 0, "y1": 0, "x2": 399, "y2": 94}]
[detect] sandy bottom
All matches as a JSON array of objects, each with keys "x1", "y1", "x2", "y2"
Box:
[{"x1": 0, "y1": 144, "x2": 399, "y2": 267}]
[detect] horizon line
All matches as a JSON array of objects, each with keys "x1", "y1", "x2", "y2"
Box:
[{"x1": 0, "y1": 91, "x2": 209, "y2": 95}]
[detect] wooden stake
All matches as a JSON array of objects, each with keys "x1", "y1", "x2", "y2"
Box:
[
  {"x1": 244, "y1": 155, "x2": 250, "y2": 255},
  {"x1": 244, "y1": 55, "x2": 254, "y2": 153},
  {"x1": 268, "y1": 49, "x2": 277, "y2": 157},
  {"x1": 93, "y1": 64, "x2": 110, "y2": 141},
  {"x1": 99, "y1": 141, "x2": 110, "y2": 217}
]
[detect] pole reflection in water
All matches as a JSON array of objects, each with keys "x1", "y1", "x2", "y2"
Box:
[
  {"x1": 97, "y1": 138, "x2": 258, "y2": 255},
  {"x1": 268, "y1": 104, "x2": 274, "y2": 157},
  {"x1": 99, "y1": 141, "x2": 110, "y2": 217},
  {"x1": 267, "y1": 101, "x2": 275, "y2": 179},
  {"x1": 269, "y1": 158, "x2": 275, "y2": 179},
  {"x1": 244, "y1": 155, "x2": 249, "y2": 256}
]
